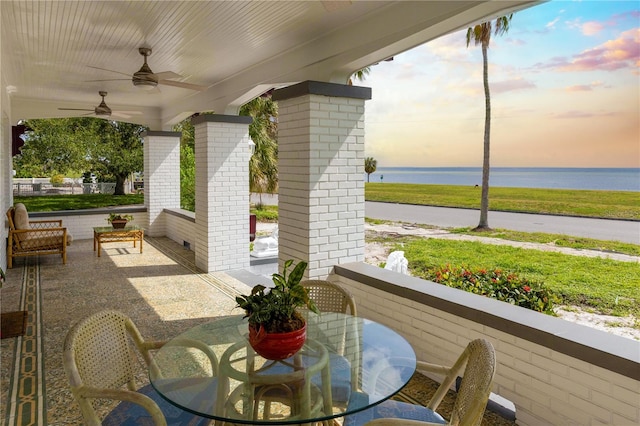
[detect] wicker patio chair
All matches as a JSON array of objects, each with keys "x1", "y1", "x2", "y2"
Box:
[
  {"x1": 6, "y1": 203, "x2": 71, "y2": 268},
  {"x1": 302, "y1": 280, "x2": 359, "y2": 403},
  {"x1": 63, "y1": 310, "x2": 216, "y2": 426},
  {"x1": 343, "y1": 338, "x2": 496, "y2": 426},
  {"x1": 301, "y1": 280, "x2": 357, "y2": 316}
]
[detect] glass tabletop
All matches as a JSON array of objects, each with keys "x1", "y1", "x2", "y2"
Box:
[{"x1": 149, "y1": 313, "x2": 416, "y2": 424}]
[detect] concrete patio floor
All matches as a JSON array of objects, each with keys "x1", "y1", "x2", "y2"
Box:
[
  {"x1": 0, "y1": 234, "x2": 516, "y2": 426},
  {"x1": 0, "y1": 235, "x2": 273, "y2": 425}
]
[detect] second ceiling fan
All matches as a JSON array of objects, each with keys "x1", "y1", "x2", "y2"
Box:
[
  {"x1": 58, "y1": 91, "x2": 142, "y2": 119},
  {"x1": 89, "y1": 47, "x2": 207, "y2": 91}
]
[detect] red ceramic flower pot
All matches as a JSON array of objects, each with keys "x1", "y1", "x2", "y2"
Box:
[{"x1": 249, "y1": 322, "x2": 307, "y2": 360}]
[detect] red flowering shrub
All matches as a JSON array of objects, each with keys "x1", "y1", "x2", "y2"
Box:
[{"x1": 429, "y1": 264, "x2": 558, "y2": 314}]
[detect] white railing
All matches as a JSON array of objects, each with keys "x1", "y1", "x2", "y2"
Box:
[{"x1": 13, "y1": 182, "x2": 116, "y2": 196}]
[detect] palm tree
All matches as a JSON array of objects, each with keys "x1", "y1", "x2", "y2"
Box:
[
  {"x1": 241, "y1": 94, "x2": 278, "y2": 207},
  {"x1": 466, "y1": 14, "x2": 513, "y2": 230},
  {"x1": 348, "y1": 67, "x2": 371, "y2": 85},
  {"x1": 364, "y1": 157, "x2": 377, "y2": 182}
]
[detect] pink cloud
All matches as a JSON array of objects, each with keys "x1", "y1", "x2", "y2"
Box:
[
  {"x1": 536, "y1": 28, "x2": 639, "y2": 72},
  {"x1": 582, "y1": 21, "x2": 604, "y2": 35},
  {"x1": 491, "y1": 78, "x2": 536, "y2": 93},
  {"x1": 553, "y1": 110, "x2": 618, "y2": 119},
  {"x1": 565, "y1": 81, "x2": 604, "y2": 92}
]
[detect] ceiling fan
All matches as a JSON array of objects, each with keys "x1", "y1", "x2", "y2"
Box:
[
  {"x1": 58, "y1": 91, "x2": 142, "y2": 119},
  {"x1": 88, "y1": 47, "x2": 207, "y2": 91}
]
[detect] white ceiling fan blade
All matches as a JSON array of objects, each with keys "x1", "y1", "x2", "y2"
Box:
[
  {"x1": 111, "y1": 111, "x2": 133, "y2": 119},
  {"x1": 88, "y1": 65, "x2": 131, "y2": 78},
  {"x1": 159, "y1": 79, "x2": 207, "y2": 91},
  {"x1": 154, "y1": 71, "x2": 182, "y2": 80},
  {"x1": 112, "y1": 111, "x2": 143, "y2": 118},
  {"x1": 85, "y1": 78, "x2": 130, "y2": 82},
  {"x1": 58, "y1": 108, "x2": 93, "y2": 111}
]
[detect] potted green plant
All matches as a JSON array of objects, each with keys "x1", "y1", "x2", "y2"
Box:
[
  {"x1": 236, "y1": 259, "x2": 319, "y2": 360},
  {"x1": 106, "y1": 213, "x2": 134, "y2": 229}
]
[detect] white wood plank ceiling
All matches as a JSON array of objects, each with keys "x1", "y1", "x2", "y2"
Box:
[{"x1": 1, "y1": 1, "x2": 537, "y2": 129}]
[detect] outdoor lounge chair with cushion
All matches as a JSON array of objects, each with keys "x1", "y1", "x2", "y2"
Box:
[
  {"x1": 63, "y1": 310, "x2": 217, "y2": 426},
  {"x1": 6, "y1": 203, "x2": 72, "y2": 268},
  {"x1": 343, "y1": 338, "x2": 496, "y2": 426}
]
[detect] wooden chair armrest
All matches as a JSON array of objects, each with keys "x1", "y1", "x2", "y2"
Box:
[
  {"x1": 10, "y1": 227, "x2": 66, "y2": 234},
  {"x1": 28, "y1": 219, "x2": 63, "y2": 227}
]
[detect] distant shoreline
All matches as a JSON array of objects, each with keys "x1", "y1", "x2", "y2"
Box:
[{"x1": 367, "y1": 166, "x2": 640, "y2": 192}]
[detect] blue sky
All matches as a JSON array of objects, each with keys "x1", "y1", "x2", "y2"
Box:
[{"x1": 362, "y1": 0, "x2": 639, "y2": 168}]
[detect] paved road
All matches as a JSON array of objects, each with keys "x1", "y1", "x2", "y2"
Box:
[
  {"x1": 366, "y1": 202, "x2": 640, "y2": 245},
  {"x1": 251, "y1": 195, "x2": 639, "y2": 244}
]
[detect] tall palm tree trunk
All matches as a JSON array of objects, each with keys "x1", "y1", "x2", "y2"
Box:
[{"x1": 477, "y1": 42, "x2": 491, "y2": 230}]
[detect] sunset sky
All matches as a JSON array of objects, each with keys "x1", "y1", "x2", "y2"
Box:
[{"x1": 362, "y1": 0, "x2": 639, "y2": 168}]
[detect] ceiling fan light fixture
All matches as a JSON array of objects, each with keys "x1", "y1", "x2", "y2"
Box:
[
  {"x1": 94, "y1": 91, "x2": 112, "y2": 116},
  {"x1": 133, "y1": 47, "x2": 158, "y2": 90},
  {"x1": 132, "y1": 78, "x2": 158, "y2": 90}
]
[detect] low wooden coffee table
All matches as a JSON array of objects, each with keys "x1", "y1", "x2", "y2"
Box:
[{"x1": 93, "y1": 225, "x2": 144, "y2": 257}]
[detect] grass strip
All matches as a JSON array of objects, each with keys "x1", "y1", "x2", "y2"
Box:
[
  {"x1": 365, "y1": 183, "x2": 640, "y2": 220},
  {"x1": 15, "y1": 194, "x2": 143, "y2": 211}
]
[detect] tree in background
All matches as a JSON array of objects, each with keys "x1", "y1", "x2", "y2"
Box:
[
  {"x1": 364, "y1": 157, "x2": 377, "y2": 182},
  {"x1": 466, "y1": 14, "x2": 513, "y2": 231},
  {"x1": 90, "y1": 120, "x2": 146, "y2": 195},
  {"x1": 14, "y1": 118, "x2": 94, "y2": 177},
  {"x1": 241, "y1": 94, "x2": 278, "y2": 207},
  {"x1": 173, "y1": 117, "x2": 197, "y2": 211},
  {"x1": 15, "y1": 117, "x2": 145, "y2": 195}
]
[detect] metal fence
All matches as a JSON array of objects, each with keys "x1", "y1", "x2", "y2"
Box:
[{"x1": 13, "y1": 182, "x2": 117, "y2": 196}]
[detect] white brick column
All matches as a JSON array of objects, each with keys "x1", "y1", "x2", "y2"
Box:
[
  {"x1": 193, "y1": 114, "x2": 253, "y2": 272},
  {"x1": 143, "y1": 131, "x2": 181, "y2": 237},
  {"x1": 273, "y1": 81, "x2": 371, "y2": 279}
]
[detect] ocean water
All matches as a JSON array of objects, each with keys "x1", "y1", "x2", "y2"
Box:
[{"x1": 366, "y1": 167, "x2": 640, "y2": 192}]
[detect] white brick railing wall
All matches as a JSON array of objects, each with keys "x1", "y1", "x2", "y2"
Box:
[
  {"x1": 164, "y1": 208, "x2": 196, "y2": 249},
  {"x1": 31, "y1": 208, "x2": 197, "y2": 250},
  {"x1": 30, "y1": 208, "x2": 146, "y2": 240},
  {"x1": 330, "y1": 262, "x2": 640, "y2": 426}
]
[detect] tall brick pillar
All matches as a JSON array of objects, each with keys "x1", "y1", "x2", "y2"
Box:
[
  {"x1": 272, "y1": 81, "x2": 372, "y2": 279},
  {"x1": 192, "y1": 114, "x2": 253, "y2": 272},
  {"x1": 143, "y1": 131, "x2": 181, "y2": 237}
]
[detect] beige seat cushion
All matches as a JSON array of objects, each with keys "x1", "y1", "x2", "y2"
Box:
[
  {"x1": 13, "y1": 203, "x2": 30, "y2": 230},
  {"x1": 20, "y1": 234, "x2": 65, "y2": 251}
]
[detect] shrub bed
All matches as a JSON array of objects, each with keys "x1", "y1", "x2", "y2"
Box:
[{"x1": 427, "y1": 264, "x2": 558, "y2": 314}]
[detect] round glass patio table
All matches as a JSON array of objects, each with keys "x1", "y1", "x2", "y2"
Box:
[{"x1": 149, "y1": 312, "x2": 416, "y2": 424}]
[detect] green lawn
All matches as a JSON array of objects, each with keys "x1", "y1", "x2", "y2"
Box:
[
  {"x1": 365, "y1": 183, "x2": 640, "y2": 220},
  {"x1": 386, "y1": 236, "x2": 640, "y2": 318},
  {"x1": 14, "y1": 194, "x2": 143, "y2": 211}
]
